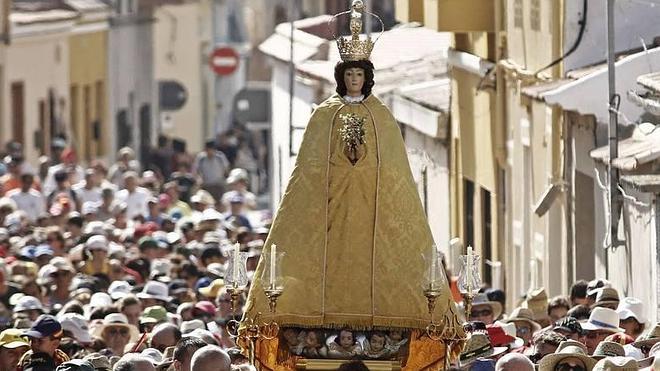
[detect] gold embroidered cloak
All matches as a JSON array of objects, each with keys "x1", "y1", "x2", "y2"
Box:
[{"x1": 244, "y1": 93, "x2": 459, "y2": 331}]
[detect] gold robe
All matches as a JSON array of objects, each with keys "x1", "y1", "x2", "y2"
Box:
[{"x1": 245, "y1": 93, "x2": 460, "y2": 331}]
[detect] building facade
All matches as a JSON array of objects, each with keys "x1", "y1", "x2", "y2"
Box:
[
  {"x1": 153, "y1": 0, "x2": 213, "y2": 153},
  {"x1": 106, "y1": 0, "x2": 157, "y2": 161},
  {"x1": 3, "y1": 4, "x2": 75, "y2": 165},
  {"x1": 66, "y1": 0, "x2": 110, "y2": 161}
]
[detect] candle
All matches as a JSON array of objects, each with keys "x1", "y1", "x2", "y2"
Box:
[
  {"x1": 270, "y1": 244, "x2": 277, "y2": 287},
  {"x1": 466, "y1": 246, "x2": 474, "y2": 293},
  {"x1": 233, "y1": 243, "x2": 240, "y2": 284},
  {"x1": 430, "y1": 246, "x2": 437, "y2": 290}
]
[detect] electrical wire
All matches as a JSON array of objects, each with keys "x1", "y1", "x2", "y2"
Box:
[{"x1": 535, "y1": 0, "x2": 587, "y2": 75}]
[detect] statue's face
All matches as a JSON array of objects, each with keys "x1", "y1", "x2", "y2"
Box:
[{"x1": 344, "y1": 68, "x2": 365, "y2": 97}]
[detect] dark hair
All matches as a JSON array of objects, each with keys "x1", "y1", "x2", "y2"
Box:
[
  {"x1": 569, "y1": 280, "x2": 588, "y2": 303},
  {"x1": 547, "y1": 295, "x2": 571, "y2": 315},
  {"x1": 334, "y1": 60, "x2": 375, "y2": 97},
  {"x1": 566, "y1": 304, "x2": 591, "y2": 321},
  {"x1": 174, "y1": 337, "x2": 207, "y2": 362},
  {"x1": 337, "y1": 360, "x2": 370, "y2": 371}
]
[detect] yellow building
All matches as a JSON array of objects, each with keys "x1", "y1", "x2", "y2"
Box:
[
  {"x1": 396, "y1": 0, "x2": 567, "y2": 308},
  {"x1": 67, "y1": 0, "x2": 110, "y2": 162},
  {"x1": 396, "y1": 0, "x2": 505, "y2": 291}
]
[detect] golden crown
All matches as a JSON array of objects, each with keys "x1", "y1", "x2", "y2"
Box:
[{"x1": 332, "y1": 0, "x2": 383, "y2": 62}]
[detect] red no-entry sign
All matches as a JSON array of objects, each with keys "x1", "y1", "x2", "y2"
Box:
[{"x1": 210, "y1": 47, "x2": 239, "y2": 76}]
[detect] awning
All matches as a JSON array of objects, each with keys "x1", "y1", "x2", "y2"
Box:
[
  {"x1": 391, "y1": 78, "x2": 450, "y2": 139},
  {"x1": 540, "y1": 47, "x2": 660, "y2": 124},
  {"x1": 637, "y1": 71, "x2": 660, "y2": 93},
  {"x1": 590, "y1": 123, "x2": 660, "y2": 170}
]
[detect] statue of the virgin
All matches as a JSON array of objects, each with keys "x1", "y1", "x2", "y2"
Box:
[{"x1": 243, "y1": 1, "x2": 463, "y2": 368}]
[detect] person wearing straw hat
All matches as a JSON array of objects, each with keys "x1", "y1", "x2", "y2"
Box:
[
  {"x1": 92, "y1": 313, "x2": 139, "y2": 357},
  {"x1": 459, "y1": 332, "x2": 509, "y2": 368},
  {"x1": 592, "y1": 356, "x2": 639, "y2": 371},
  {"x1": 591, "y1": 288, "x2": 620, "y2": 311},
  {"x1": 523, "y1": 288, "x2": 551, "y2": 328},
  {"x1": 582, "y1": 307, "x2": 625, "y2": 355},
  {"x1": 592, "y1": 341, "x2": 626, "y2": 360},
  {"x1": 502, "y1": 308, "x2": 542, "y2": 347},
  {"x1": 617, "y1": 298, "x2": 647, "y2": 340},
  {"x1": 538, "y1": 340, "x2": 597, "y2": 371},
  {"x1": 469, "y1": 293, "x2": 503, "y2": 325}
]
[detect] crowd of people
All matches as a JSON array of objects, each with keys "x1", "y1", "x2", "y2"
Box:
[
  {"x1": 0, "y1": 138, "x2": 266, "y2": 370},
  {"x1": 452, "y1": 279, "x2": 660, "y2": 370},
  {"x1": 0, "y1": 134, "x2": 657, "y2": 371}
]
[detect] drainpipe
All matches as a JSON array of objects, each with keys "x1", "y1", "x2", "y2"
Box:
[{"x1": 2, "y1": 0, "x2": 10, "y2": 44}]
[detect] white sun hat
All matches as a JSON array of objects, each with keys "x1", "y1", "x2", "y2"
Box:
[
  {"x1": 617, "y1": 297, "x2": 647, "y2": 325},
  {"x1": 581, "y1": 307, "x2": 625, "y2": 333}
]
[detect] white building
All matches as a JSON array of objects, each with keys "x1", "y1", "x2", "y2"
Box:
[
  {"x1": 2, "y1": 4, "x2": 75, "y2": 165},
  {"x1": 106, "y1": 0, "x2": 157, "y2": 161},
  {"x1": 153, "y1": 0, "x2": 215, "y2": 153}
]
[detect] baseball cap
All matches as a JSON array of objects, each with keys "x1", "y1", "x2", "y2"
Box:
[
  {"x1": 140, "y1": 306, "x2": 167, "y2": 324},
  {"x1": 59, "y1": 313, "x2": 93, "y2": 344},
  {"x1": 14, "y1": 296, "x2": 44, "y2": 313},
  {"x1": 24, "y1": 315, "x2": 63, "y2": 339},
  {"x1": 0, "y1": 328, "x2": 29, "y2": 348},
  {"x1": 86, "y1": 235, "x2": 108, "y2": 251},
  {"x1": 34, "y1": 245, "x2": 54, "y2": 258},
  {"x1": 108, "y1": 281, "x2": 133, "y2": 301}
]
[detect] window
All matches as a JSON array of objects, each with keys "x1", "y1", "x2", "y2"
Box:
[
  {"x1": 37, "y1": 100, "x2": 46, "y2": 154},
  {"x1": 514, "y1": 0, "x2": 523, "y2": 29},
  {"x1": 481, "y1": 188, "x2": 492, "y2": 284},
  {"x1": 11, "y1": 82, "x2": 25, "y2": 145},
  {"x1": 530, "y1": 0, "x2": 541, "y2": 31}
]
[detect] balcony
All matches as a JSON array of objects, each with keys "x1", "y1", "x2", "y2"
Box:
[{"x1": 423, "y1": 0, "x2": 494, "y2": 32}]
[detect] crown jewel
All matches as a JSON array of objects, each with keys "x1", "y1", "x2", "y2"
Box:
[{"x1": 333, "y1": 0, "x2": 382, "y2": 62}]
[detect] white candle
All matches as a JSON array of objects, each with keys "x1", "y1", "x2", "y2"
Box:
[
  {"x1": 270, "y1": 244, "x2": 277, "y2": 287},
  {"x1": 430, "y1": 246, "x2": 437, "y2": 290},
  {"x1": 466, "y1": 246, "x2": 474, "y2": 293},
  {"x1": 233, "y1": 243, "x2": 240, "y2": 284}
]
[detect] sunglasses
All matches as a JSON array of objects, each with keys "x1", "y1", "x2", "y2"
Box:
[
  {"x1": 555, "y1": 363, "x2": 586, "y2": 371},
  {"x1": 105, "y1": 327, "x2": 129, "y2": 337},
  {"x1": 470, "y1": 309, "x2": 493, "y2": 317},
  {"x1": 516, "y1": 327, "x2": 532, "y2": 335}
]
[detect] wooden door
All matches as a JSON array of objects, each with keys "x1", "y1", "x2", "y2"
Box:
[{"x1": 10, "y1": 82, "x2": 25, "y2": 144}]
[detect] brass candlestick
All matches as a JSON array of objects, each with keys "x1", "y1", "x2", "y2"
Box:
[
  {"x1": 226, "y1": 282, "x2": 246, "y2": 314},
  {"x1": 264, "y1": 284, "x2": 283, "y2": 313},
  {"x1": 462, "y1": 291, "x2": 476, "y2": 323},
  {"x1": 424, "y1": 284, "x2": 444, "y2": 340}
]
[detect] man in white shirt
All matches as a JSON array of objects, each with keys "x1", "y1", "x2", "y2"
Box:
[
  {"x1": 72, "y1": 168, "x2": 102, "y2": 205},
  {"x1": 115, "y1": 171, "x2": 151, "y2": 220},
  {"x1": 6, "y1": 172, "x2": 45, "y2": 222},
  {"x1": 43, "y1": 148, "x2": 85, "y2": 195}
]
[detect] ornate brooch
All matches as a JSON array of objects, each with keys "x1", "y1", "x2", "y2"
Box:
[{"x1": 339, "y1": 113, "x2": 366, "y2": 165}]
